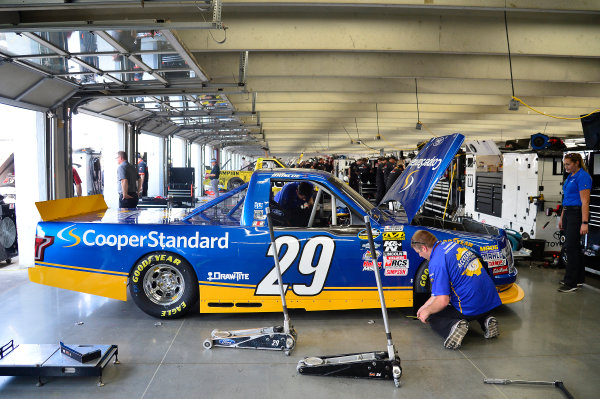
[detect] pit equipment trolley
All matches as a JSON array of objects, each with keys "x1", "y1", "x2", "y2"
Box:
[{"x1": 0, "y1": 340, "x2": 119, "y2": 386}]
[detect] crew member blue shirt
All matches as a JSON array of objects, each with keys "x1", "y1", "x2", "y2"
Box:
[
  {"x1": 563, "y1": 168, "x2": 592, "y2": 206},
  {"x1": 274, "y1": 182, "x2": 313, "y2": 211},
  {"x1": 429, "y1": 241, "x2": 502, "y2": 316}
]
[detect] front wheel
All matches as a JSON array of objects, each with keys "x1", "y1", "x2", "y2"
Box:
[
  {"x1": 227, "y1": 177, "x2": 244, "y2": 191},
  {"x1": 129, "y1": 252, "x2": 198, "y2": 319},
  {"x1": 413, "y1": 260, "x2": 430, "y2": 314}
]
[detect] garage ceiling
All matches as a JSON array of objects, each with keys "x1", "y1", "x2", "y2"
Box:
[{"x1": 0, "y1": 1, "x2": 599, "y2": 156}]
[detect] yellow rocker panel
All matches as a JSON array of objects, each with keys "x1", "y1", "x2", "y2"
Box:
[
  {"x1": 198, "y1": 283, "x2": 413, "y2": 313},
  {"x1": 29, "y1": 262, "x2": 127, "y2": 301}
]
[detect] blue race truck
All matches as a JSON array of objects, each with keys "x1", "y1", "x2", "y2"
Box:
[{"x1": 31, "y1": 134, "x2": 524, "y2": 319}]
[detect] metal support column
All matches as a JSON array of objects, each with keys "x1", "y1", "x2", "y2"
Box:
[
  {"x1": 48, "y1": 106, "x2": 73, "y2": 199},
  {"x1": 164, "y1": 136, "x2": 172, "y2": 197}
]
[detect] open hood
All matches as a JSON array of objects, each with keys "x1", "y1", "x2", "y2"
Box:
[{"x1": 380, "y1": 133, "x2": 465, "y2": 223}]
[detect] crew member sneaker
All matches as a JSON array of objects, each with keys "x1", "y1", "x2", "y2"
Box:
[
  {"x1": 558, "y1": 285, "x2": 578, "y2": 293},
  {"x1": 560, "y1": 280, "x2": 583, "y2": 287},
  {"x1": 483, "y1": 316, "x2": 499, "y2": 339},
  {"x1": 444, "y1": 319, "x2": 469, "y2": 349}
]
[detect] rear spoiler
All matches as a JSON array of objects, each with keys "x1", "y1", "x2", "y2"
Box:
[{"x1": 35, "y1": 194, "x2": 108, "y2": 221}]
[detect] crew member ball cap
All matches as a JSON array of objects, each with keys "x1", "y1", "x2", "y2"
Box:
[
  {"x1": 136, "y1": 152, "x2": 142, "y2": 158},
  {"x1": 211, "y1": 158, "x2": 217, "y2": 162}
]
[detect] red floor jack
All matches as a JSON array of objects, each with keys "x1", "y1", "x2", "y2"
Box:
[
  {"x1": 203, "y1": 208, "x2": 297, "y2": 355},
  {"x1": 484, "y1": 378, "x2": 574, "y2": 399},
  {"x1": 297, "y1": 215, "x2": 402, "y2": 387}
]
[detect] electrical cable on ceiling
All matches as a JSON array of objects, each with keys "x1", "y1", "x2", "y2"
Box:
[
  {"x1": 199, "y1": 3, "x2": 227, "y2": 44},
  {"x1": 342, "y1": 126, "x2": 355, "y2": 141},
  {"x1": 511, "y1": 96, "x2": 600, "y2": 120}
]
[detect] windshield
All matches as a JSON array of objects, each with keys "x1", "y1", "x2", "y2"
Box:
[{"x1": 328, "y1": 176, "x2": 375, "y2": 214}]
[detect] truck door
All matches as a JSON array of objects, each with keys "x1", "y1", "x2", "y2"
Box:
[{"x1": 255, "y1": 179, "x2": 369, "y2": 300}]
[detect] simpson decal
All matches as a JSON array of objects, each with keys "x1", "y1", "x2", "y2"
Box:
[
  {"x1": 385, "y1": 268, "x2": 408, "y2": 276},
  {"x1": 254, "y1": 210, "x2": 266, "y2": 220}
]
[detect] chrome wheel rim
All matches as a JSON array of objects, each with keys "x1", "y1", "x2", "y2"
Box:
[{"x1": 143, "y1": 264, "x2": 185, "y2": 305}]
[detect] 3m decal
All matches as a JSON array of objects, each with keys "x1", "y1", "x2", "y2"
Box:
[
  {"x1": 358, "y1": 229, "x2": 381, "y2": 240},
  {"x1": 256, "y1": 235, "x2": 335, "y2": 296},
  {"x1": 383, "y1": 232, "x2": 405, "y2": 241},
  {"x1": 252, "y1": 221, "x2": 265, "y2": 227},
  {"x1": 383, "y1": 240, "x2": 402, "y2": 252}
]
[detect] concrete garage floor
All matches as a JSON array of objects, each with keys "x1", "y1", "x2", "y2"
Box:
[{"x1": 1, "y1": 261, "x2": 599, "y2": 399}]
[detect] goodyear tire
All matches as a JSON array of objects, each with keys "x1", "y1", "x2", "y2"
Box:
[
  {"x1": 413, "y1": 260, "x2": 430, "y2": 314},
  {"x1": 129, "y1": 252, "x2": 198, "y2": 319},
  {"x1": 227, "y1": 177, "x2": 244, "y2": 191}
]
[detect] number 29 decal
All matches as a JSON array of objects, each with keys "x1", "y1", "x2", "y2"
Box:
[{"x1": 255, "y1": 235, "x2": 335, "y2": 296}]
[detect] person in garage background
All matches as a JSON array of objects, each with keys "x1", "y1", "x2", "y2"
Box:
[
  {"x1": 558, "y1": 153, "x2": 592, "y2": 293},
  {"x1": 206, "y1": 158, "x2": 220, "y2": 198},
  {"x1": 72, "y1": 167, "x2": 82, "y2": 197},
  {"x1": 411, "y1": 230, "x2": 501, "y2": 350},
  {"x1": 116, "y1": 151, "x2": 140, "y2": 208},
  {"x1": 136, "y1": 152, "x2": 148, "y2": 197}
]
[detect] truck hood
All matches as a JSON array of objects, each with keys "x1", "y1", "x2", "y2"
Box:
[{"x1": 380, "y1": 133, "x2": 465, "y2": 223}]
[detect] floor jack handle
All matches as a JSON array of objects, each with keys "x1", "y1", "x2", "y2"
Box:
[
  {"x1": 266, "y1": 208, "x2": 291, "y2": 333},
  {"x1": 484, "y1": 378, "x2": 574, "y2": 399},
  {"x1": 364, "y1": 216, "x2": 396, "y2": 360}
]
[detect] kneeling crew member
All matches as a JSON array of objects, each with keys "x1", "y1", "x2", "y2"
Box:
[{"x1": 412, "y1": 230, "x2": 501, "y2": 349}]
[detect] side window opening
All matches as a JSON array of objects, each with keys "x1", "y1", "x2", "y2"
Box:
[{"x1": 269, "y1": 179, "x2": 362, "y2": 228}]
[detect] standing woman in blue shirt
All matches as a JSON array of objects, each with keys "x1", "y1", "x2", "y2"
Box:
[{"x1": 558, "y1": 153, "x2": 592, "y2": 292}]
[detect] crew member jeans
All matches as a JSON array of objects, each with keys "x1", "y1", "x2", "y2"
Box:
[
  {"x1": 428, "y1": 306, "x2": 492, "y2": 338},
  {"x1": 563, "y1": 207, "x2": 585, "y2": 287}
]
